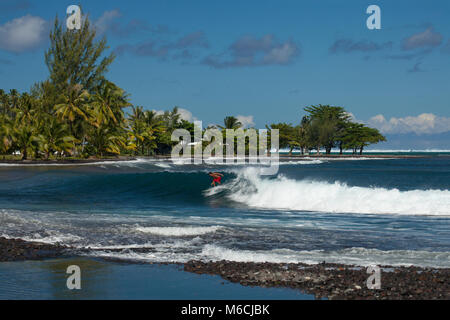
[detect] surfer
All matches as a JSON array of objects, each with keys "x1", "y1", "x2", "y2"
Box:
[{"x1": 208, "y1": 172, "x2": 223, "y2": 187}]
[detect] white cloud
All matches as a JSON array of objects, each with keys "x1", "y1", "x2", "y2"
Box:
[
  {"x1": 263, "y1": 42, "x2": 298, "y2": 64},
  {"x1": 94, "y1": 9, "x2": 121, "y2": 35},
  {"x1": 0, "y1": 15, "x2": 48, "y2": 53},
  {"x1": 236, "y1": 115, "x2": 255, "y2": 128},
  {"x1": 367, "y1": 113, "x2": 450, "y2": 135},
  {"x1": 177, "y1": 108, "x2": 197, "y2": 122},
  {"x1": 402, "y1": 27, "x2": 443, "y2": 51},
  {"x1": 345, "y1": 112, "x2": 364, "y2": 124}
]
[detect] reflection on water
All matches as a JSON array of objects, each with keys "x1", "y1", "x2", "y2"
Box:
[
  {"x1": 0, "y1": 258, "x2": 313, "y2": 300},
  {"x1": 40, "y1": 258, "x2": 111, "y2": 299}
]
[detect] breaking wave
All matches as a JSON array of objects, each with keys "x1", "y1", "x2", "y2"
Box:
[{"x1": 207, "y1": 168, "x2": 450, "y2": 216}]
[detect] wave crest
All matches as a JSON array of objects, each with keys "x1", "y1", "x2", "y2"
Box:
[{"x1": 210, "y1": 168, "x2": 450, "y2": 216}]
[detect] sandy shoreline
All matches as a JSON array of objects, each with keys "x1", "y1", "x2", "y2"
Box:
[{"x1": 0, "y1": 237, "x2": 448, "y2": 300}]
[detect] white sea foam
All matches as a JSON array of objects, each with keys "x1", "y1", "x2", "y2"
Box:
[
  {"x1": 83, "y1": 237, "x2": 203, "y2": 250},
  {"x1": 200, "y1": 245, "x2": 450, "y2": 268},
  {"x1": 216, "y1": 167, "x2": 450, "y2": 216},
  {"x1": 154, "y1": 163, "x2": 172, "y2": 169},
  {"x1": 1, "y1": 232, "x2": 83, "y2": 244},
  {"x1": 279, "y1": 160, "x2": 325, "y2": 165},
  {"x1": 2, "y1": 208, "x2": 448, "y2": 268},
  {"x1": 83, "y1": 244, "x2": 450, "y2": 268},
  {"x1": 85, "y1": 249, "x2": 198, "y2": 263},
  {"x1": 135, "y1": 225, "x2": 222, "y2": 236}
]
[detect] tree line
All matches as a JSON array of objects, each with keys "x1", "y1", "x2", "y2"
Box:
[
  {"x1": 268, "y1": 105, "x2": 386, "y2": 155},
  {"x1": 0, "y1": 15, "x2": 385, "y2": 160}
]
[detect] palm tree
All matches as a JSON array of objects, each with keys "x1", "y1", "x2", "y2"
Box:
[
  {"x1": 0, "y1": 89, "x2": 9, "y2": 116},
  {"x1": 9, "y1": 89, "x2": 19, "y2": 110},
  {"x1": 221, "y1": 116, "x2": 242, "y2": 130},
  {"x1": 89, "y1": 126, "x2": 126, "y2": 157},
  {"x1": 144, "y1": 110, "x2": 162, "y2": 127},
  {"x1": 36, "y1": 117, "x2": 76, "y2": 159},
  {"x1": 129, "y1": 106, "x2": 145, "y2": 123},
  {"x1": 161, "y1": 107, "x2": 181, "y2": 129},
  {"x1": 54, "y1": 84, "x2": 90, "y2": 133},
  {"x1": 13, "y1": 123, "x2": 39, "y2": 160},
  {"x1": 91, "y1": 81, "x2": 130, "y2": 127},
  {"x1": 127, "y1": 106, "x2": 146, "y2": 155},
  {"x1": 15, "y1": 93, "x2": 36, "y2": 123},
  {"x1": 127, "y1": 108, "x2": 164, "y2": 155},
  {"x1": 0, "y1": 115, "x2": 14, "y2": 156}
]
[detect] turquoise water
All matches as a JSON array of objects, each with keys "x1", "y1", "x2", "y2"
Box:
[
  {"x1": 0, "y1": 156, "x2": 449, "y2": 269},
  {"x1": 0, "y1": 257, "x2": 313, "y2": 299}
]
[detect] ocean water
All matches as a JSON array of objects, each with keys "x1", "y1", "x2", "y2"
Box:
[
  {"x1": 0, "y1": 155, "x2": 449, "y2": 268},
  {"x1": 0, "y1": 258, "x2": 313, "y2": 300}
]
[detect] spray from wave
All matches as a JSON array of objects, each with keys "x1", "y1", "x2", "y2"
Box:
[{"x1": 206, "y1": 167, "x2": 450, "y2": 216}]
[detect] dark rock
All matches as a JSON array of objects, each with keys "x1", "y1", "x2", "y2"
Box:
[
  {"x1": 183, "y1": 259, "x2": 450, "y2": 300},
  {"x1": 0, "y1": 237, "x2": 69, "y2": 262}
]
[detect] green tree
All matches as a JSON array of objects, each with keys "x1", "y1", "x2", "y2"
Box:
[
  {"x1": 91, "y1": 80, "x2": 130, "y2": 127},
  {"x1": 13, "y1": 123, "x2": 40, "y2": 160},
  {"x1": 357, "y1": 127, "x2": 386, "y2": 154},
  {"x1": 36, "y1": 117, "x2": 77, "y2": 159},
  {"x1": 7, "y1": 89, "x2": 20, "y2": 118},
  {"x1": 266, "y1": 123, "x2": 296, "y2": 154},
  {"x1": 341, "y1": 123, "x2": 386, "y2": 155},
  {"x1": 127, "y1": 107, "x2": 165, "y2": 156},
  {"x1": 303, "y1": 105, "x2": 351, "y2": 154},
  {"x1": 0, "y1": 114, "x2": 14, "y2": 156},
  {"x1": 45, "y1": 15, "x2": 115, "y2": 93},
  {"x1": 54, "y1": 84, "x2": 91, "y2": 134},
  {"x1": 221, "y1": 116, "x2": 242, "y2": 130},
  {"x1": 88, "y1": 126, "x2": 126, "y2": 157},
  {"x1": 15, "y1": 93, "x2": 37, "y2": 123},
  {"x1": 0, "y1": 89, "x2": 9, "y2": 116}
]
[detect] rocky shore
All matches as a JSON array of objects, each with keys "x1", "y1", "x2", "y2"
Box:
[
  {"x1": 0, "y1": 237, "x2": 68, "y2": 262},
  {"x1": 184, "y1": 260, "x2": 450, "y2": 300}
]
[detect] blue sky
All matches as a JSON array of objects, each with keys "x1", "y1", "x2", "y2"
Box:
[{"x1": 0, "y1": 0, "x2": 449, "y2": 139}]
